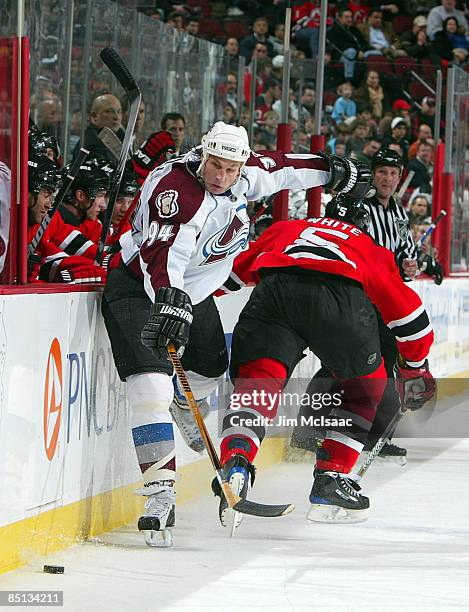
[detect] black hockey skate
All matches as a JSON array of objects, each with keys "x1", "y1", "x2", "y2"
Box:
[
  {"x1": 307, "y1": 470, "x2": 369, "y2": 523},
  {"x1": 212, "y1": 454, "x2": 256, "y2": 536},
  {"x1": 379, "y1": 442, "x2": 407, "y2": 465},
  {"x1": 136, "y1": 480, "x2": 175, "y2": 547}
]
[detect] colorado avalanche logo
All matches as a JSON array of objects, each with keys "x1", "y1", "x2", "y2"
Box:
[
  {"x1": 201, "y1": 211, "x2": 249, "y2": 265},
  {"x1": 156, "y1": 189, "x2": 179, "y2": 218}
]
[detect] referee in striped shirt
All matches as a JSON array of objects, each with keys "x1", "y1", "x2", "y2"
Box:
[
  {"x1": 292, "y1": 149, "x2": 418, "y2": 460},
  {"x1": 366, "y1": 149, "x2": 418, "y2": 281}
]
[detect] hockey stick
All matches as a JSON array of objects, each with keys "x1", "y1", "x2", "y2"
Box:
[
  {"x1": 167, "y1": 343, "x2": 295, "y2": 518},
  {"x1": 416, "y1": 210, "x2": 446, "y2": 248},
  {"x1": 95, "y1": 48, "x2": 142, "y2": 265},
  {"x1": 98, "y1": 126, "x2": 122, "y2": 161},
  {"x1": 28, "y1": 147, "x2": 89, "y2": 257},
  {"x1": 357, "y1": 408, "x2": 406, "y2": 478}
]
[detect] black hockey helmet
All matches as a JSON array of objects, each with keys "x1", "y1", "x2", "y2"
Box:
[
  {"x1": 324, "y1": 193, "x2": 371, "y2": 230},
  {"x1": 28, "y1": 155, "x2": 60, "y2": 195},
  {"x1": 69, "y1": 157, "x2": 111, "y2": 201},
  {"x1": 371, "y1": 148, "x2": 403, "y2": 172},
  {"x1": 29, "y1": 129, "x2": 60, "y2": 162},
  {"x1": 254, "y1": 213, "x2": 274, "y2": 238},
  {"x1": 118, "y1": 164, "x2": 139, "y2": 198}
]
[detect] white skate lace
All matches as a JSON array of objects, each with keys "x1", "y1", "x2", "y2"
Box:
[
  {"x1": 324, "y1": 471, "x2": 362, "y2": 497},
  {"x1": 144, "y1": 488, "x2": 176, "y2": 516}
]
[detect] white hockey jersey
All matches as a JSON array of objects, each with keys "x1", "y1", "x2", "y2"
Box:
[{"x1": 121, "y1": 147, "x2": 331, "y2": 304}]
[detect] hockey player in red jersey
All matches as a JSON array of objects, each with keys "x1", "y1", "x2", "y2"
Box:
[
  {"x1": 27, "y1": 156, "x2": 106, "y2": 283},
  {"x1": 213, "y1": 194, "x2": 436, "y2": 526},
  {"x1": 101, "y1": 121, "x2": 373, "y2": 546}
]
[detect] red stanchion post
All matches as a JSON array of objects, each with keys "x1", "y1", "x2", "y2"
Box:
[
  {"x1": 307, "y1": 134, "x2": 325, "y2": 217},
  {"x1": 18, "y1": 36, "x2": 30, "y2": 285},
  {"x1": 273, "y1": 123, "x2": 292, "y2": 222}
]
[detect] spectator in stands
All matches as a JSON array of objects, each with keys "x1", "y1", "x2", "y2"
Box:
[
  {"x1": 331, "y1": 82, "x2": 357, "y2": 125},
  {"x1": 392, "y1": 99, "x2": 412, "y2": 118},
  {"x1": 73, "y1": 94, "x2": 124, "y2": 161},
  {"x1": 167, "y1": 11, "x2": 185, "y2": 32},
  {"x1": 292, "y1": 0, "x2": 334, "y2": 58},
  {"x1": 222, "y1": 102, "x2": 236, "y2": 125},
  {"x1": 258, "y1": 110, "x2": 279, "y2": 149},
  {"x1": 185, "y1": 17, "x2": 200, "y2": 36},
  {"x1": 33, "y1": 93, "x2": 62, "y2": 140},
  {"x1": 353, "y1": 136, "x2": 383, "y2": 162},
  {"x1": 414, "y1": 96, "x2": 437, "y2": 135},
  {"x1": 300, "y1": 86, "x2": 316, "y2": 119},
  {"x1": 346, "y1": 121, "x2": 369, "y2": 156},
  {"x1": 327, "y1": 7, "x2": 368, "y2": 80},
  {"x1": 226, "y1": 72, "x2": 238, "y2": 110},
  {"x1": 239, "y1": 16, "x2": 274, "y2": 60},
  {"x1": 388, "y1": 141, "x2": 404, "y2": 159},
  {"x1": 357, "y1": 8, "x2": 407, "y2": 58},
  {"x1": 401, "y1": 15, "x2": 437, "y2": 62},
  {"x1": 354, "y1": 70, "x2": 391, "y2": 119},
  {"x1": 408, "y1": 193, "x2": 431, "y2": 224},
  {"x1": 432, "y1": 16, "x2": 469, "y2": 64},
  {"x1": 161, "y1": 112, "x2": 187, "y2": 155},
  {"x1": 406, "y1": 140, "x2": 434, "y2": 194},
  {"x1": 268, "y1": 23, "x2": 285, "y2": 56},
  {"x1": 427, "y1": 0, "x2": 469, "y2": 41},
  {"x1": 256, "y1": 77, "x2": 282, "y2": 123},
  {"x1": 408, "y1": 124, "x2": 434, "y2": 159},
  {"x1": 383, "y1": 117, "x2": 410, "y2": 160},
  {"x1": 225, "y1": 37, "x2": 240, "y2": 69}
]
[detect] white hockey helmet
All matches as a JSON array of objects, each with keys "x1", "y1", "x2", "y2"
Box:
[{"x1": 200, "y1": 121, "x2": 251, "y2": 166}]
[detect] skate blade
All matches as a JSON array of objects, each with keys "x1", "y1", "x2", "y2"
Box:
[
  {"x1": 143, "y1": 528, "x2": 173, "y2": 548},
  {"x1": 220, "y1": 472, "x2": 245, "y2": 535},
  {"x1": 307, "y1": 504, "x2": 369, "y2": 524}
]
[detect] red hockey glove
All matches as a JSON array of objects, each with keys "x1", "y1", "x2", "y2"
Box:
[
  {"x1": 57, "y1": 256, "x2": 107, "y2": 284},
  {"x1": 131, "y1": 130, "x2": 175, "y2": 183},
  {"x1": 394, "y1": 358, "x2": 436, "y2": 411}
]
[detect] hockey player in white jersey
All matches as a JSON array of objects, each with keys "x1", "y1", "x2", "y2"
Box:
[{"x1": 102, "y1": 121, "x2": 372, "y2": 546}]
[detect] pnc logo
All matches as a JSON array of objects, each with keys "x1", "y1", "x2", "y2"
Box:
[{"x1": 44, "y1": 338, "x2": 63, "y2": 460}]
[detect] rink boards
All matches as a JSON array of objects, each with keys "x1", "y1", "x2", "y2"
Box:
[{"x1": 0, "y1": 279, "x2": 468, "y2": 573}]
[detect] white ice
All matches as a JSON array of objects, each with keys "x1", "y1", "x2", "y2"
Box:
[{"x1": 2, "y1": 398, "x2": 469, "y2": 611}]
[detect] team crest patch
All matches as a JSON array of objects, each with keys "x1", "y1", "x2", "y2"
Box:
[
  {"x1": 396, "y1": 218, "x2": 409, "y2": 242},
  {"x1": 156, "y1": 189, "x2": 179, "y2": 218}
]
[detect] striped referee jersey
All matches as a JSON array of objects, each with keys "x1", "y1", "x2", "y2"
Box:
[{"x1": 365, "y1": 195, "x2": 417, "y2": 271}]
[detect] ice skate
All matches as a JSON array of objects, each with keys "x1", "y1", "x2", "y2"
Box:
[
  {"x1": 378, "y1": 441, "x2": 407, "y2": 466},
  {"x1": 169, "y1": 375, "x2": 210, "y2": 453},
  {"x1": 136, "y1": 480, "x2": 175, "y2": 547},
  {"x1": 212, "y1": 455, "x2": 255, "y2": 536},
  {"x1": 307, "y1": 470, "x2": 369, "y2": 524}
]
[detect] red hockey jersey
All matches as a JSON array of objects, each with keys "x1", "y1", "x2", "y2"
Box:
[{"x1": 227, "y1": 218, "x2": 434, "y2": 366}]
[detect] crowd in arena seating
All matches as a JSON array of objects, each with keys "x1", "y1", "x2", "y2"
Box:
[{"x1": 26, "y1": 0, "x2": 464, "y2": 281}]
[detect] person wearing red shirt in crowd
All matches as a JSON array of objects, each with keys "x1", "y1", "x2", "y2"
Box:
[{"x1": 292, "y1": 0, "x2": 334, "y2": 58}]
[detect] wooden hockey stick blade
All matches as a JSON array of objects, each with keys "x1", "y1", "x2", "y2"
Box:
[
  {"x1": 396, "y1": 170, "x2": 414, "y2": 199},
  {"x1": 28, "y1": 147, "x2": 89, "y2": 255},
  {"x1": 167, "y1": 344, "x2": 295, "y2": 518},
  {"x1": 98, "y1": 127, "x2": 122, "y2": 161}
]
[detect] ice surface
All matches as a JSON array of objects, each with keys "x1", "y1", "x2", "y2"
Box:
[{"x1": 2, "y1": 420, "x2": 469, "y2": 610}]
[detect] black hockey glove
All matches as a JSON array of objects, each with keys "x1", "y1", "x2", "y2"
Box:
[
  {"x1": 419, "y1": 254, "x2": 443, "y2": 285},
  {"x1": 141, "y1": 287, "x2": 193, "y2": 358},
  {"x1": 394, "y1": 357, "x2": 436, "y2": 411},
  {"x1": 317, "y1": 152, "x2": 374, "y2": 199}
]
